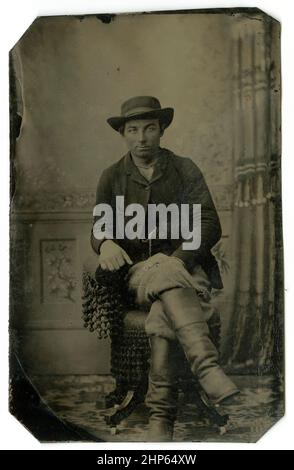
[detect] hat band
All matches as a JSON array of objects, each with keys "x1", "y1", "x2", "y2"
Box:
[{"x1": 124, "y1": 106, "x2": 159, "y2": 117}]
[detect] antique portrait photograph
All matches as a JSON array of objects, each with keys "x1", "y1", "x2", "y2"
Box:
[{"x1": 9, "y1": 7, "x2": 283, "y2": 444}]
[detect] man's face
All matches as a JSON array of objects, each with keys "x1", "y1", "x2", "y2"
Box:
[{"x1": 123, "y1": 118, "x2": 162, "y2": 159}]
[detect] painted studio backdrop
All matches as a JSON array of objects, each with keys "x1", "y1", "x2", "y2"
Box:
[{"x1": 10, "y1": 10, "x2": 283, "y2": 441}]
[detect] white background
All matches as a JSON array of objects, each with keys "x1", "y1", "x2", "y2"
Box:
[{"x1": 1, "y1": 0, "x2": 293, "y2": 450}]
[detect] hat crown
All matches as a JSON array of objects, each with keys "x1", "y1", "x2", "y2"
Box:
[
  {"x1": 107, "y1": 96, "x2": 173, "y2": 131},
  {"x1": 121, "y1": 96, "x2": 161, "y2": 116}
]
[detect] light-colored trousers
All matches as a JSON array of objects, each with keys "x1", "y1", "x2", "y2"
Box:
[{"x1": 126, "y1": 254, "x2": 216, "y2": 341}]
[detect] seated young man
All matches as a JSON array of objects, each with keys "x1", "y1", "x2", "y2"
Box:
[{"x1": 91, "y1": 95, "x2": 239, "y2": 441}]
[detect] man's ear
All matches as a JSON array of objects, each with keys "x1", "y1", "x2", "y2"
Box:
[
  {"x1": 159, "y1": 124, "x2": 166, "y2": 137},
  {"x1": 119, "y1": 125, "x2": 125, "y2": 136}
]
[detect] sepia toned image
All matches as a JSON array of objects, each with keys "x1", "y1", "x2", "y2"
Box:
[{"x1": 9, "y1": 8, "x2": 283, "y2": 443}]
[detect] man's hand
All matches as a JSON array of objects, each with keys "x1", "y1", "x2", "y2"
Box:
[{"x1": 99, "y1": 240, "x2": 133, "y2": 271}]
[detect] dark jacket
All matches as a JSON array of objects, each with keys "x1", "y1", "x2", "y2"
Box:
[{"x1": 91, "y1": 147, "x2": 223, "y2": 289}]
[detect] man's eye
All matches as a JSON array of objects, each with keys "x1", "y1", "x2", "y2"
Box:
[{"x1": 128, "y1": 128, "x2": 137, "y2": 133}]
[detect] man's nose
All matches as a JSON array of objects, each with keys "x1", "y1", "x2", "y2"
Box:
[{"x1": 138, "y1": 130, "x2": 146, "y2": 142}]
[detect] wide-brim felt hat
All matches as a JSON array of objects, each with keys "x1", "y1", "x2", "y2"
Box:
[{"x1": 107, "y1": 96, "x2": 174, "y2": 132}]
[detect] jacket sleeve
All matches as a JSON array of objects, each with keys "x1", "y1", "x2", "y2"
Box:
[
  {"x1": 91, "y1": 169, "x2": 114, "y2": 255},
  {"x1": 171, "y1": 159, "x2": 222, "y2": 271}
]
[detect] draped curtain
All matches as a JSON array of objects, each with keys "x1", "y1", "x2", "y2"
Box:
[{"x1": 222, "y1": 15, "x2": 283, "y2": 374}]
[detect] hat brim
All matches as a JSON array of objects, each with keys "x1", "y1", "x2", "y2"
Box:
[{"x1": 107, "y1": 108, "x2": 174, "y2": 132}]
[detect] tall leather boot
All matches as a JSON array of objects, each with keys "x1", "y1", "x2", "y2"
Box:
[
  {"x1": 145, "y1": 335, "x2": 178, "y2": 442},
  {"x1": 160, "y1": 287, "x2": 239, "y2": 404}
]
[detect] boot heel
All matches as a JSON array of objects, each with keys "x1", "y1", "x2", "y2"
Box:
[{"x1": 196, "y1": 390, "x2": 229, "y2": 429}]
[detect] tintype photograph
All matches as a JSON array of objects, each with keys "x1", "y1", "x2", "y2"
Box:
[{"x1": 9, "y1": 8, "x2": 283, "y2": 442}]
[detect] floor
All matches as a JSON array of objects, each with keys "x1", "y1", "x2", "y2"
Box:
[{"x1": 32, "y1": 374, "x2": 284, "y2": 443}]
